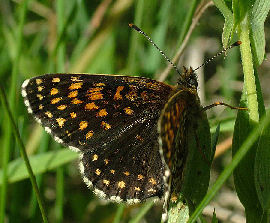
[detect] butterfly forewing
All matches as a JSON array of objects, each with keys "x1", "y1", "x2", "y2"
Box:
[{"x1": 22, "y1": 73, "x2": 173, "y2": 202}]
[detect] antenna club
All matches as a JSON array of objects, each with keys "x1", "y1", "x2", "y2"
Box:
[
  {"x1": 234, "y1": 41, "x2": 242, "y2": 46},
  {"x1": 129, "y1": 23, "x2": 141, "y2": 32}
]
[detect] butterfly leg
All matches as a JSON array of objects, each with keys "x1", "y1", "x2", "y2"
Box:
[{"x1": 202, "y1": 101, "x2": 247, "y2": 111}]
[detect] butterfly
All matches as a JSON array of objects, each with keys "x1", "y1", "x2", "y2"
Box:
[
  {"x1": 21, "y1": 24, "x2": 241, "y2": 221},
  {"x1": 21, "y1": 64, "x2": 208, "y2": 204}
]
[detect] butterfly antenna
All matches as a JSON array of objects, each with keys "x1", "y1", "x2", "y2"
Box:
[
  {"x1": 129, "y1": 23, "x2": 182, "y2": 76},
  {"x1": 193, "y1": 41, "x2": 242, "y2": 72}
]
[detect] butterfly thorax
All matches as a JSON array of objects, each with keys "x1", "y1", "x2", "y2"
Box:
[{"x1": 177, "y1": 66, "x2": 198, "y2": 91}]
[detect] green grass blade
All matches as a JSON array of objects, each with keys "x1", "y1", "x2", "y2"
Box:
[
  {"x1": 126, "y1": 0, "x2": 145, "y2": 74},
  {"x1": 0, "y1": 0, "x2": 29, "y2": 222},
  {"x1": 0, "y1": 149, "x2": 78, "y2": 185},
  {"x1": 0, "y1": 85, "x2": 49, "y2": 223},
  {"x1": 113, "y1": 204, "x2": 125, "y2": 223},
  {"x1": 176, "y1": 0, "x2": 200, "y2": 48},
  {"x1": 128, "y1": 201, "x2": 154, "y2": 223}
]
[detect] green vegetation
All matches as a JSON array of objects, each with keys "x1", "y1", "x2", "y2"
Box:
[{"x1": 0, "y1": 0, "x2": 269, "y2": 222}]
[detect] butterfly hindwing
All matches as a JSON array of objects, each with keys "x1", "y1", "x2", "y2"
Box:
[{"x1": 158, "y1": 88, "x2": 202, "y2": 218}]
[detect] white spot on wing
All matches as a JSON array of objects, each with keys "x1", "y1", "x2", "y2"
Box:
[
  {"x1": 27, "y1": 107, "x2": 33, "y2": 114},
  {"x1": 54, "y1": 136, "x2": 63, "y2": 144},
  {"x1": 83, "y1": 176, "x2": 93, "y2": 188},
  {"x1": 110, "y1": 196, "x2": 122, "y2": 203},
  {"x1": 69, "y1": 146, "x2": 80, "y2": 152},
  {"x1": 24, "y1": 99, "x2": 30, "y2": 107},
  {"x1": 44, "y1": 127, "x2": 52, "y2": 134},
  {"x1": 22, "y1": 79, "x2": 30, "y2": 89},
  {"x1": 94, "y1": 188, "x2": 106, "y2": 199},
  {"x1": 79, "y1": 160, "x2": 84, "y2": 174},
  {"x1": 21, "y1": 89, "x2": 27, "y2": 97},
  {"x1": 35, "y1": 117, "x2": 42, "y2": 124},
  {"x1": 127, "y1": 199, "x2": 140, "y2": 204}
]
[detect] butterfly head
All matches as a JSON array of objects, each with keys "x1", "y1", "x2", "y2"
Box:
[{"x1": 177, "y1": 66, "x2": 198, "y2": 89}]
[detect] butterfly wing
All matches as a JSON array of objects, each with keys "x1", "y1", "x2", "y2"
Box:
[
  {"x1": 22, "y1": 73, "x2": 173, "y2": 202},
  {"x1": 158, "y1": 88, "x2": 202, "y2": 219}
]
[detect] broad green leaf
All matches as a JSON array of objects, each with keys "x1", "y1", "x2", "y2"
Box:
[
  {"x1": 255, "y1": 111, "x2": 270, "y2": 210},
  {"x1": 212, "y1": 0, "x2": 234, "y2": 47},
  {"x1": 232, "y1": 0, "x2": 252, "y2": 25},
  {"x1": 233, "y1": 0, "x2": 270, "y2": 65},
  {"x1": 249, "y1": 0, "x2": 270, "y2": 65},
  {"x1": 216, "y1": 0, "x2": 270, "y2": 65},
  {"x1": 232, "y1": 98, "x2": 264, "y2": 220},
  {"x1": 0, "y1": 149, "x2": 78, "y2": 185}
]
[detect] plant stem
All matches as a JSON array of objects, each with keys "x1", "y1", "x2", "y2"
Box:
[{"x1": 239, "y1": 16, "x2": 259, "y2": 123}]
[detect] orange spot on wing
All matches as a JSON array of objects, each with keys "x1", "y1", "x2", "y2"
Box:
[
  {"x1": 96, "y1": 109, "x2": 108, "y2": 117},
  {"x1": 71, "y1": 98, "x2": 83, "y2": 104},
  {"x1": 71, "y1": 76, "x2": 83, "y2": 82},
  {"x1": 57, "y1": 105, "x2": 67, "y2": 110},
  {"x1": 103, "y1": 179, "x2": 110, "y2": 186},
  {"x1": 51, "y1": 97, "x2": 62, "y2": 104},
  {"x1": 101, "y1": 121, "x2": 111, "y2": 130},
  {"x1": 85, "y1": 102, "x2": 99, "y2": 110},
  {"x1": 149, "y1": 178, "x2": 157, "y2": 185},
  {"x1": 92, "y1": 154, "x2": 98, "y2": 161},
  {"x1": 114, "y1": 86, "x2": 124, "y2": 100},
  {"x1": 69, "y1": 82, "x2": 83, "y2": 90},
  {"x1": 118, "y1": 181, "x2": 126, "y2": 188},
  {"x1": 89, "y1": 92, "x2": 103, "y2": 100},
  {"x1": 45, "y1": 111, "x2": 53, "y2": 118},
  {"x1": 50, "y1": 88, "x2": 59, "y2": 95},
  {"x1": 135, "y1": 187, "x2": 141, "y2": 191},
  {"x1": 56, "y1": 118, "x2": 66, "y2": 128},
  {"x1": 87, "y1": 87, "x2": 104, "y2": 100},
  {"x1": 86, "y1": 130, "x2": 93, "y2": 139},
  {"x1": 94, "y1": 82, "x2": 105, "y2": 86},
  {"x1": 52, "y1": 77, "x2": 60, "y2": 83},
  {"x1": 79, "y1": 121, "x2": 88, "y2": 130},
  {"x1": 36, "y1": 79, "x2": 43, "y2": 85},
  {"x1": 37, "y1": 86, "x2": 44, "y2": 91},
  {"x1": 70, "y1": 112, "x2": 77, "y2": 118},
  {"x1": 37, "y1": 94, "x2": 43, "y2": 100},
  {"x1": 68, "y1": 90, "x2": 78, "y2": 98},
  {"x1": 124, "y1": 107, "x2": 134, "y2": 115}
]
